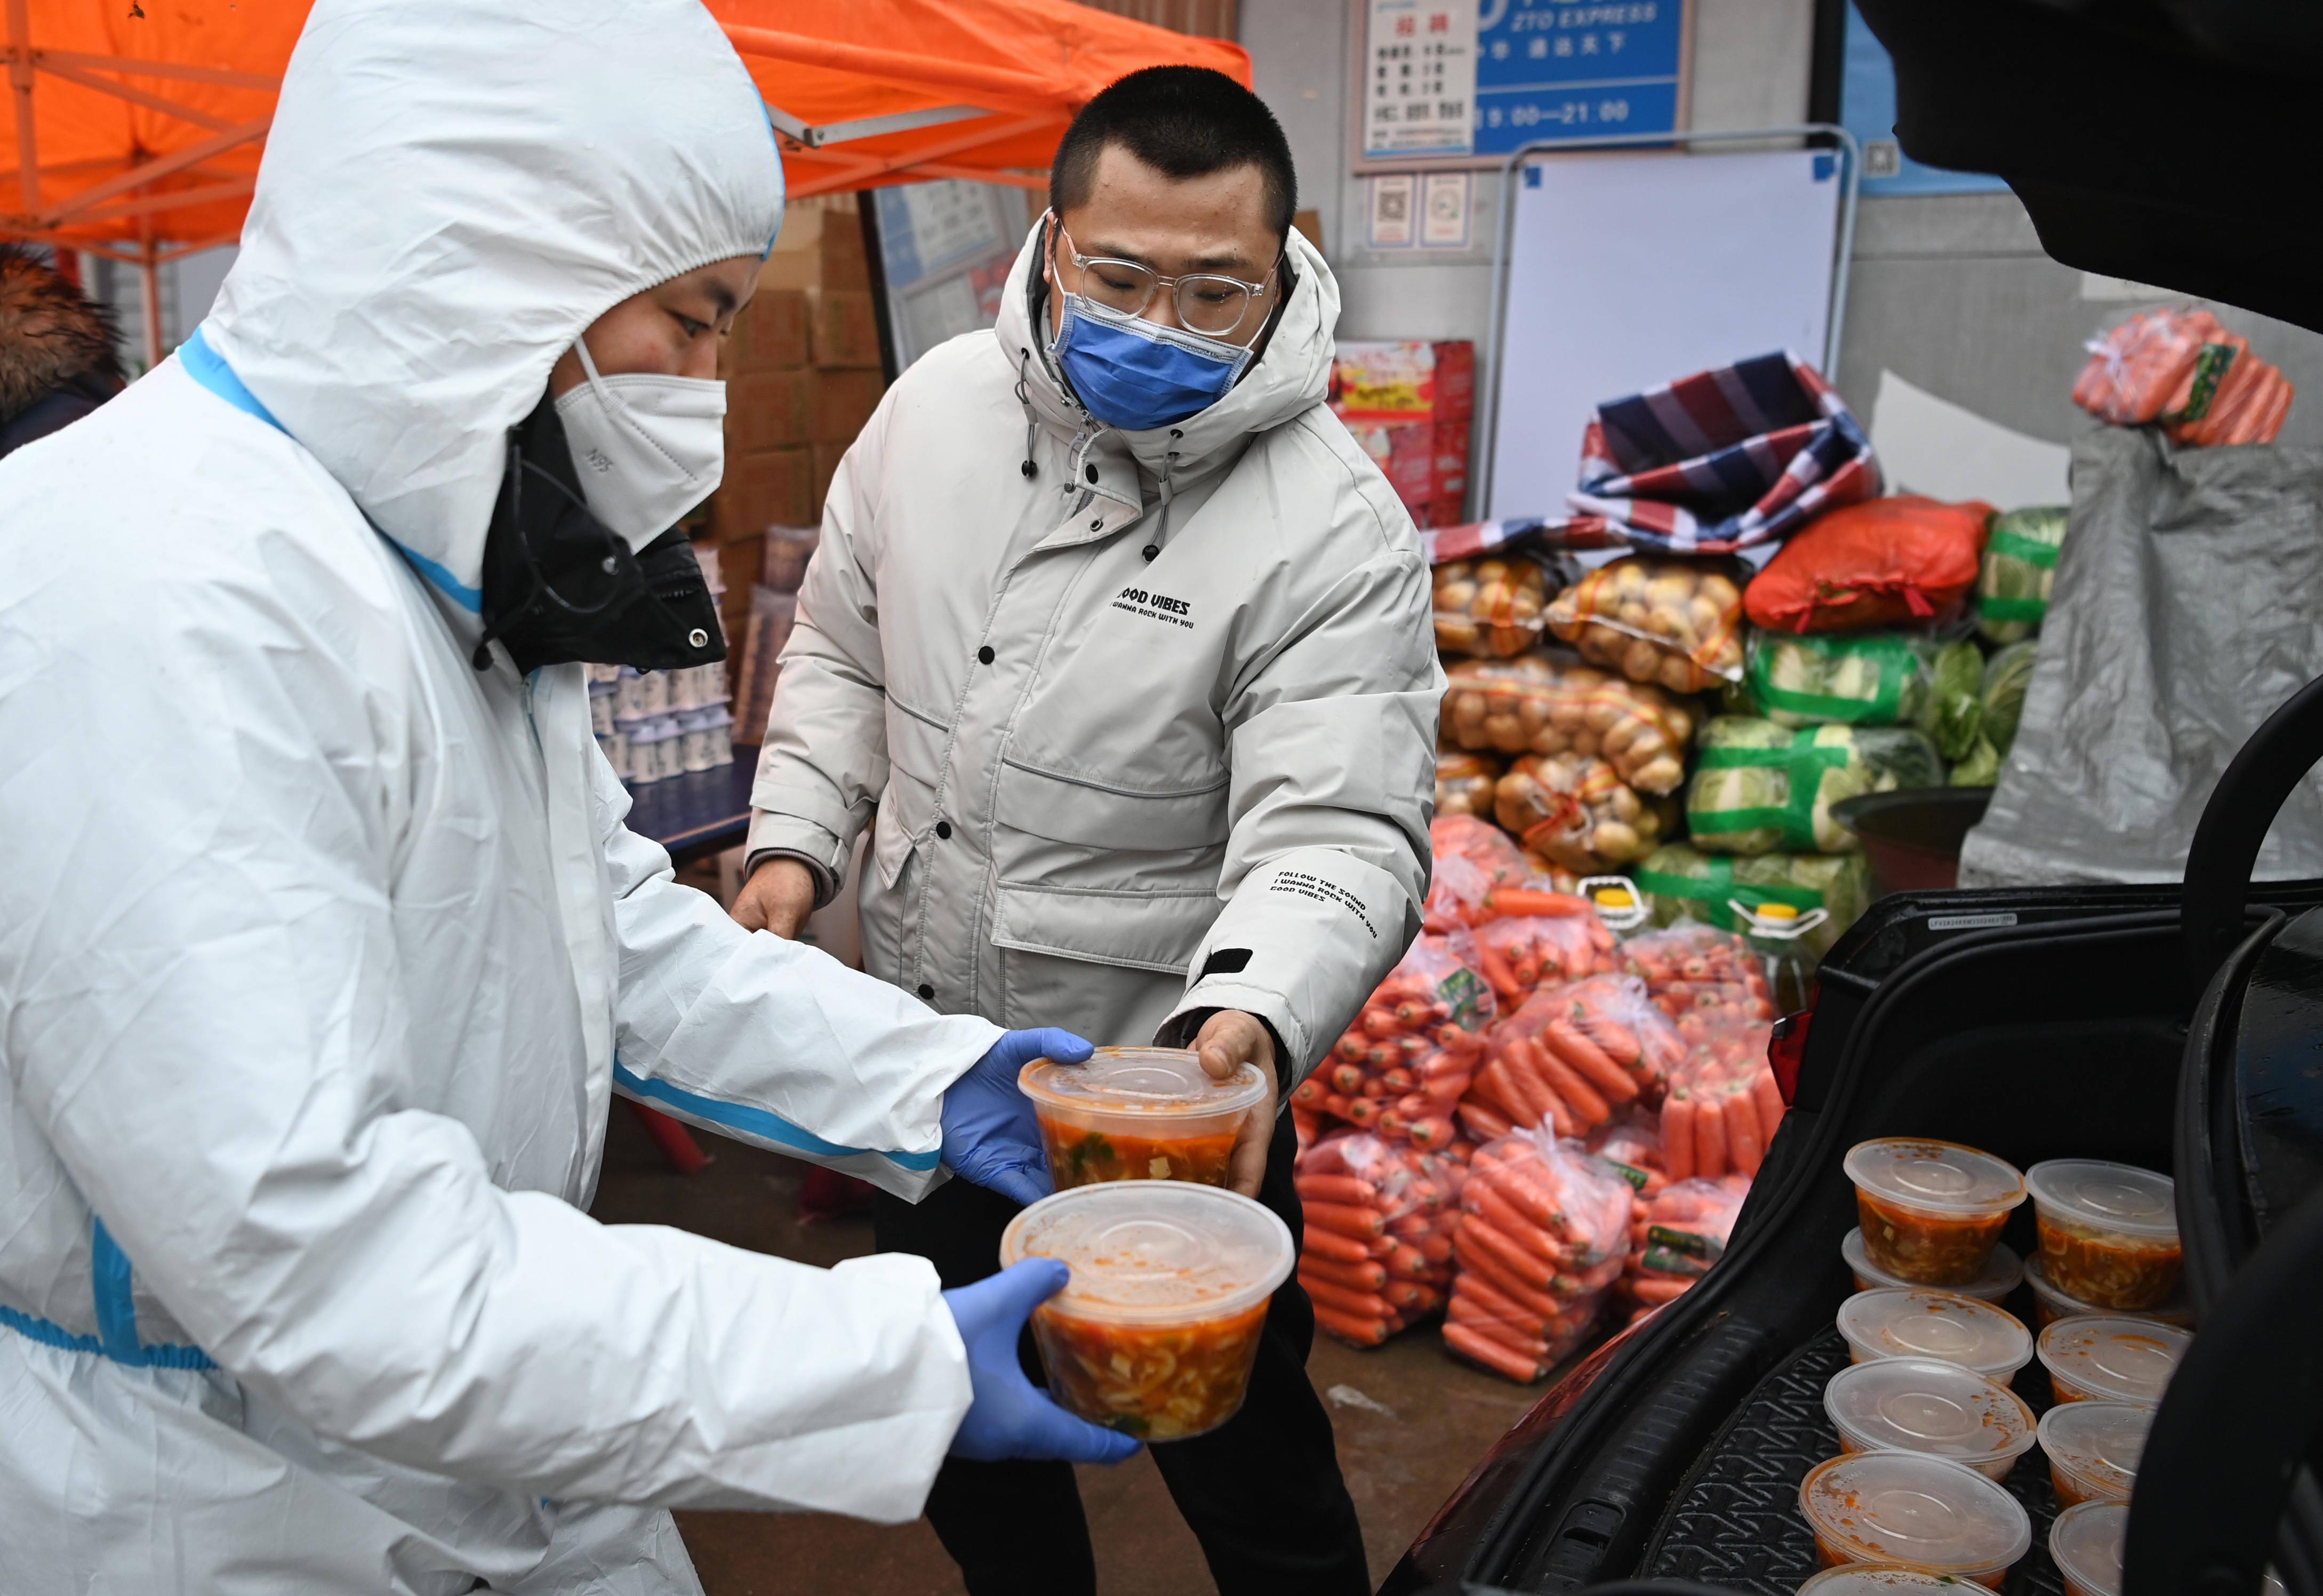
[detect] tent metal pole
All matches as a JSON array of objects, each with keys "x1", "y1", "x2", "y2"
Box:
[
  {"x1": 140, "y1": 242, "x2": 163, "y2": 371},
  {"x1": 5, "y1": 0, "x2": 37, "y2": 216}
]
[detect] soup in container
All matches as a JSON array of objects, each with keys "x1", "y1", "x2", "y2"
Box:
[
  {"x1": 2037, "y1": 1316, "x2": 2190, "y2": 1406},
  {"x1": 2037, "y1": 1400, "x2": 2149, "y2": 1506},
  {"x1": 2048, "y1": 1501, "x2": 2128, "y2": 1596},
  {"x1": 1019, "y1": 1048, "x2": 1268, "y2": 1189},
  {"x1": 1836, "y1": 1288, "x2": 2034, "y2": 1381},
  {"x1": 1797, "y1": 1569, "x2": 1978, "y2": 1594},
  {"x1": 1797, "y1": 1451, "x2": 2031, "y2": 1586},
  {"x1": 2024, "y1": 1159, "x2": 2181, "y2": 1311},
  {"x1": 1844, "y1": 1139, "x2": 2026, "y2": 1287},
  {"x1": 1822, "y1": 1356, "x2": 2037, "y2": 1480},
  {"x1": 999, "y1": 1182, "x2": 1293, "y2": 1441},
  {"x1": 1843, "y1": 1227, "x2": 2022, "y2": 1303},
  {"x1": 2023, "y1": 1254, "x2": 2194, "y2": 1330}
]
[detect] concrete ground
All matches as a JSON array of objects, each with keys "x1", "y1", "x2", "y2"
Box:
[{"x1": 588, "y1": 1104, "x2": 1542, "y2": 1595}]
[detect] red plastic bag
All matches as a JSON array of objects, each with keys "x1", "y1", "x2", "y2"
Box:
[
  {"x1": 1619, "y1": 921, "x2": 1775, "y2": 1024},
  {"x1": 1623, "y1": 1172, "x2": 1752, "y2": 1314},
  {"x1": 1442, "y1": 1130, "x2": 1635, "y2": 1381},
  {"x1": 1743, "y1": 496, "x2": 1994, "y2": 635},
  {"x1": 1460, "y1": 975, "x2": 1686, "y2": 1145},
  {"x1": 1658, "y1": 1016, "x2": 1782, "y2": 1180},
  {"x1": 1296, "y1": 1132, "x2": 1469, "y2": 1345},
  {"x1": 1293, "y1": 935, "x2": 1492, "y2": 1147}
]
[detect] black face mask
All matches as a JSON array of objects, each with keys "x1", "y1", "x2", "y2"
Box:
[{"x1": 472, "y1": 391, "x2": 726, "y2": 676}]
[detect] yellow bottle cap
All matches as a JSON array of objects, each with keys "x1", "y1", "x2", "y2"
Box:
[
  {"x1": 1593, "y1": 887, "x2": 1636, "y2": 909},
  {"x1": 1756, "y1": 902, "x2": 1801, "y2": 921}
]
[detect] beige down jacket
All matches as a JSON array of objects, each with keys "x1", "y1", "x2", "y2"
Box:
[{"x1": 746, "y1": 221, "x2": 1441, "y2": 1079}]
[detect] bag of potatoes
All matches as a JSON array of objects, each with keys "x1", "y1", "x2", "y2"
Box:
[
  {"x1": 1432, "y1": 556, "x2": 1550, "y2": 657},
  {"x1": 1441, "y1": 654, "x2": 1694, "y2": 795},
  {"x1": 1492, "y1": 752, "x2": 1675, "y2": 875},
  {"x1": 1544, "y1": 557, "x2": 1745, "y2": 693},
  {"x1": 1435, "y1": 749, "x2": 1502, "y2": 819}
]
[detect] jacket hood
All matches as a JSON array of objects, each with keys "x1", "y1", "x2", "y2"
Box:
[
  {"x1": 202, "y1": 0, "x2": 784, "y2": 611},
  {"x1": 0, "y1": 245, "x2": 123, "y2": 426},
  {"x1": 992, "y1": 215, "x2": 1340, "y2": 484}
]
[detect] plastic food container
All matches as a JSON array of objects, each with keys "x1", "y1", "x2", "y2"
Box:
[
  {"x1": 1797, "y1": 1451, "x2": 2032, "y2": 1586},
  {"x1": 1019, "y1": 1048, "x2": 1268, "y2": 1189},
  {"x1": 1845, "y1": 1139, "x2": 2026, "y2": 1286},
  {"x1": 2038, "y1": 1315, "x2": 2190, "y2": 1406},
  {"x1": 2037, "y1": 1400, "x2": 2149, "y2": 1506},
  {"x1": 1797, "y1": 1569, "x2": 1975, "y2": 1594},
  {"x1": 2023, "y1": 1254, "x2": 2194, "y2": 1329},
  {"x1": 1844, "y1": 1228, "x2": 2022, "y2": 1303},
  {"x1": 2048, "y1": 1501, "x2": 2128, "y2": 1596},
  {"x1": 2025, "y1": 1159, "x2": 2182, "y2": 1311},
  {"x1": 1000, "y1": 1181, "x2": 1294, "y2": 1441},
  {"x1": 1836, "y1": 1288, "x2": 2035, "y2": 1381},
  {"x1": 1823, "y1": 1356, "x2": 2037, "y2": 1480}
]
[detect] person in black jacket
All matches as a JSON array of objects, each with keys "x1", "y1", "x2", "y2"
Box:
[{"x1": 0, "y1": 244, "x2": 124, "y2": 461}]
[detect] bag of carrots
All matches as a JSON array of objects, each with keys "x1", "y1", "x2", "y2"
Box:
[
  {"x1": 1470, "y1": 907, "x2": 1617, "y2": 1006},
  {"x1": 1297, "y1": 1133, "x2": 1469, "y2": 1347},
  {"x1": 1291, "y1": 935, "x2": 1492, "y2": 1149},
  {"x1": 1658, "y1": 1017, "x2": 1784, "y2": 1180},
  {"x1": 1623, "y1": 1172, "x2": 1752, "y2": 1318},
  {"x1": 1424, "y1": 812, "x2": 1603, "y2": 932},
  {"x1": 1587, "y1": 1106, "x2": 1669, "y2": 1200},
  {"x1": 1458, "y1": 975, "x2": 1686, "y2": 1146},
  {"x1": 1442, "y1": 1129, "x2": 1635, "y2": 1381},
  {"x1": 1619, "y1": 921, "x2": 1775, "y2": 1025}
]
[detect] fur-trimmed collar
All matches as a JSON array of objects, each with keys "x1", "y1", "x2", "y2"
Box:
[{"x1": 0, "y1": 246, "x2": 124, "y2": 426}]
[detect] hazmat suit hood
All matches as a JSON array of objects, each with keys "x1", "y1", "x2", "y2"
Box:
[
  {"x1": 995, "y1": 214, "x2": 1341, "y2": 493},
  {"x1": 203, "y1": 0, "x2": 785, "y2": 614}
]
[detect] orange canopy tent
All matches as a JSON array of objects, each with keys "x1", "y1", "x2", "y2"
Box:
[{"x1": 1, "y1": 0, "x2": 1247, "y2": 355}]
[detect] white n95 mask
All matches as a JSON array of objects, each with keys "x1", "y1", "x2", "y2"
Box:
[{"x1": 552, "y1": 335, "x2": 726, "y2": 549}]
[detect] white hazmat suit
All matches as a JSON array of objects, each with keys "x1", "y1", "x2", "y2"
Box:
[{"x1": 0, "y1": 2, "x2": 1007, "y2": 1589}]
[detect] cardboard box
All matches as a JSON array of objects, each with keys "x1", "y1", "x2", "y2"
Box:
[
  {"x1": 727, "y1": 368, "x2": 886, "y2": 453},
  {"x1": 757, "y1": 203, "x2": 869, "y2": 293},
  {"x1": 809, "y1": 369, "x2": 885, "y2": 445},
  {"x1": 1331, "y1": 340, "x2": 1475, "y2": 424},
  {"x1": 811, "y1": 440, "x2": 847, "y2": 513},
  {"x1": 726, "y1": 287, "x2": 807, "y2": 374},
  {"x1": 807, "y1": 287, "x2": 882, "y2": 370},
  {"x1": 712, "y1": 447, "x2": 814, "y2": 542}
]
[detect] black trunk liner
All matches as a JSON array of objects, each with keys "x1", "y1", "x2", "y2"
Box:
[{"x1": 1637, "y1": 1328, "x2": 2070, "y2": 1592}]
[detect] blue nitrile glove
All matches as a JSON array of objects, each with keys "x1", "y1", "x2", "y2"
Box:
[
  {"x1": 940, "y1": 1027, "x2": 1092, "y2": 1207},
  {"x1": 944, "y1": 1258, "x2": 1141, "y2": 1464}
]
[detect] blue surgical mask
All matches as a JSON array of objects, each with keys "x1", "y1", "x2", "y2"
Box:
[{"x1": 1051, "y1": 293, "x2": 1254, "y2": 432}]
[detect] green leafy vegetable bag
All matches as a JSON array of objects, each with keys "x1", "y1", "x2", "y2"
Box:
[
  {"x1": 1981, "y1": 640, "x2": 2037, "y2": 757},
  {"x1": 1685, "y1": 717, "x2": 1944, "y2": 855},
  {"x1": 1975, "y1": 506, "x2": 2069, "y2": 644},
  {"x1": 1745, "y1": 632, "x2": 1986, "y2": 760},
  {"x1": 1631, "y1": 843, "x2": 1872, "y2": 962}
]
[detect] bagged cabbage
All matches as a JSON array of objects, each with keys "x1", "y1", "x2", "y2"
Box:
[
  {"x1": 1631, "y1": 842, "x2": 1872, "y2": 962},
  {"x1": 1436, "y1": 749, "x2": 1502, "y2": 819},
  {"x1": 1433, "y1": 557, "x2": 1550, "y2": 657},
  {"x1": 1747, "y1": 631, "x2": 1985, "y2": 756},
  {"x1": 1544, "y1": 556, "x2": 1747, "y2": 692},
  {"x1": 1495, "y1": 752, "x2": 1675, "y2": 873},
  {"x1": 1981, "y1": 640, "x2": 2036, "y2": 757},
  {"x1": 1949, "y1": 737, "x2": 2001, "y2": 787},
  {"x1": 1685, "y1": 718, "x2": 1943, "y2": 855},
  {"x1": 1442, "y1": 654, "x2": 1695, "y2": 793},
  {"x1": 1975, "y1": 506, "x2": 2068, "y2": 644}
]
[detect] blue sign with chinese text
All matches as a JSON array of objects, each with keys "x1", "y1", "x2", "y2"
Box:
[{"x1": 1472, "y1": 0, "x2": 1686, "y2": 154}]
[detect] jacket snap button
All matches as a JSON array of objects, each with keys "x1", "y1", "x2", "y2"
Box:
[
  {"x1": 1142, "y1": 544, "x2": 1159, "y2": 562},
  {"x1": 935, "y1": 821, "x2": 952, "y2": 840},
  {"x1": 1084, "y1": 463, "x2": 1099, "y2": 483},
  {"x1": 1089, "y1": 517, "x2": 1103, "y2": 531},
  {"x1": 916, "y1": 982, "x2": 934, "y2": 1000},
  {"x1": 977, "y1": 645, "x2": 995, "y2": 664}
]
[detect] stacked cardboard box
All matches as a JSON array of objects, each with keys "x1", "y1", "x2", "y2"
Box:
[
  {"x1": 1329, "y1": 340, "x2": 1475, "y2": 529},
  {"x1": 708, "y1": 196, "x2": 888, "y2": 736}
]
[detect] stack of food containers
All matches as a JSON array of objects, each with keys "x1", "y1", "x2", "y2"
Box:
[{"x1": 1004, "y1": 1047, "x2": 1286, "y2": 1440}]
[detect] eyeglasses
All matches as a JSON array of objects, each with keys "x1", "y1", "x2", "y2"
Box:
[{"x1": 1050, "y1": 216, "x2": 1279, "y2": 339}]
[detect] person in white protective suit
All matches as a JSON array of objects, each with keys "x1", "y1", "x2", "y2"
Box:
[{"x1": 0, "y1": 3, "x2": 1137, "y2": 1591}]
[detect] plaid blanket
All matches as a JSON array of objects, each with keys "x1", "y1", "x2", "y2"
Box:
[{"x1": 1565, "y1": 351, "x2": 1881, "y2": 554}]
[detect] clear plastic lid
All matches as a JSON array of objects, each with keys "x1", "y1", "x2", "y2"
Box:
[
  {"x1": 2037, "y1": 1316, "x2": 2191, "y2": 1405},
  {"x1": 2048, "y1": 1501, "x2": 2128, "y2": 1596},
  {"x1": 2024, "y1": 1159, "x2": 2178, "y2": 1239},
  {"x1": 2037, "y1": 1401, "x2": 2150, "y2": 1497},
  {"x1": 1018, "y1": 1047, "x2": 1267, "y2": 1119},
  {"x1": 1837, "y1": 1288, "x2": 2036, "y2": 1377},
  {"x1": 1843, "y1": 1228, "x2": 2023, "y2": 1302},
  {"x1": 2023, "y1": 1255, "x2": 2194, "y2": 1328},
  {"x1": 1798, "y1": 1451, "x2": 2033, "y2": 1576},
  {"x1": 1844, "y1": 1138, "x2": 2027, "y2": 1217},
  {"x1": 998, "y1": 1181, "x2": 1294, "y2": 1326},
  {"x1": 1797, "y1": 1569, "x2": 1975, "y2": 1594},
  {"x1": 1823, "y1": 1356, "x2": 2036, "y2": 1472}
]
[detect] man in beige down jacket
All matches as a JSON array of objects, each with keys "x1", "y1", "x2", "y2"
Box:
[{"x1": 733, "y1": 67, "x2": 1440, "y2": 1594}]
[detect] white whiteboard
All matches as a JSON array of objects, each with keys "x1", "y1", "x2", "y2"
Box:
[{"x1": 1488, "y1": 148, "x2": 1844, "y2": 520}]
